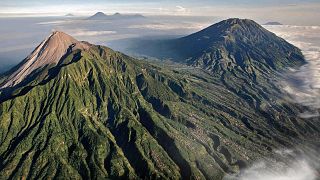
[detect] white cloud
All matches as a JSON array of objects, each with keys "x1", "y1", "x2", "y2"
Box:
[
  {"x1": 153, "y1": 7, "x2": 170, "y2": 12},
  {"x1": 65, "y1": 29, "x2": 116, "y2": 37},
  {"x1": 37, "y1": 20, "x2": 68, "y2": 25},
  {"x1": 224, "y1": 149, "x2": 318, "y2": 180},
  {"x1": 265, "y1": 25, "x2": 320, "y2": 116},
  {"x1": 176, "y1": 5, "x2": 187, "y2": 12},
  {"x1": 128, "y1": 22, "x2": 205, "y2": 31},
  {"x1": 229, "y1": 159, "x2": 316, "y2": 180}
]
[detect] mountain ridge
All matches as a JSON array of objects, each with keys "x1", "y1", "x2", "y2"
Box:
[
  {"x1": 0, "y1": 22, "x2": 319, "y2": 179},
  {"x1": 87, "y1": 12, "x2": 145, "y2": 20},
  {"x1": 128, "y1": 18, "x2": 305, "y2": 73},
  {"x1": 0, "y1": 31, "x2": 90, "y2": 89},
  {"x1": 87, "y1": 12, "x2": 108, "y2": 20}
]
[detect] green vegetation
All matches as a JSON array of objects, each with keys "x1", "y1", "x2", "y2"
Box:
[
  {"x1": 0, "y1": 43, "x2": 318, "y2": 179},
  {"x1": 0, "y1": 19, "x2": 319, "y2": 179}
]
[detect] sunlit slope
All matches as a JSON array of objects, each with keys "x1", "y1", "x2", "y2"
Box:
[{"x1": 0, "y1": 32, "x2": 319, "y2": 179}]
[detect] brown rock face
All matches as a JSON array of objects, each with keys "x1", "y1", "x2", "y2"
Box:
[{"x1": 0, "y1": 31, "x2": 89, "y2": 89}]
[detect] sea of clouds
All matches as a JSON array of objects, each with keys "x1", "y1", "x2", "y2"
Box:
[
  {"x1": 0, "y1": 15, "x2": 213, "y2": 72},
  {"x1": 265, "y1": 25, "x2": 320, "y2": 117},
  {"x1": 225, "y1": 25, "x2": 320, "y2": 180},
  {"x1": 224, "y1": 149, "x2": 319, "y2": 180}
]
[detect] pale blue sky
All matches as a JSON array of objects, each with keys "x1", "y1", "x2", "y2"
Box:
[
  {"x1": 1, "y1": 0, "x2": 319, "y2": 6},
  {"x1": 0, "y1": 0, "x2": 320, "y2": 25},
  {"x1": 1, "y1": 0, "x2": 319, "y2": 14}
]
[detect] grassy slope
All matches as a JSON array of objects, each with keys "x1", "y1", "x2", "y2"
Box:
[{"x1": 0, "y1": 45, "x2": 319, "y2": 179}]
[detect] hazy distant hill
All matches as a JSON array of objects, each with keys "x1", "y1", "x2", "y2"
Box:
[
  {"x1": 65, "y1": 13, "x2": 75, "y2": 17},
  {"x1": 87, "y1": 12, "x2": 145, "y2": 20}
]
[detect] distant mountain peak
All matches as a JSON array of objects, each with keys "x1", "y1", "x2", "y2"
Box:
[
  {"x1": 65, "y1": 13, "x2": 74, "y2": 17},
  {"x1": 210, "y1": 18, "x2": 261, "y2": 31},
  {"x1": 87, "y1": 12, "x2": 145, "y2": 20},
  {"x1": 0, "y1": 31, "x2": 89, "y2": 89},
  {"x1": 87, "y1": 12, "x2": 108, "y2": 20},
  {"x1": 209, "y1": 18, "x2": 258, "y2": 28},
  {"x1": 130, "y1": 18, "x2": 304, "y2": 74},
  {"x1": 178, "y1": 18, "x2": 304, "y2": 71},
  {"x1": 45, "y1": 31, "x2": 89, "y2": 50},
  {"x1": 49, "y1": 31, "x2": 76, "y2": 42},
  {"x1": 223, "y1": 18, "x2": 254, "y2": 24},
  {"x1": 182, "y1": 18, "x2": 263, "y2": 42},
  {"x1": 94, "y1": 12, "x2": 107, "y2": 16}
]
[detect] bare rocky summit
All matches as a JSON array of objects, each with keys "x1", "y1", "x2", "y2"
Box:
[{"x1": 0, "y1": 31, "x2": 89, "y2": 89}]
